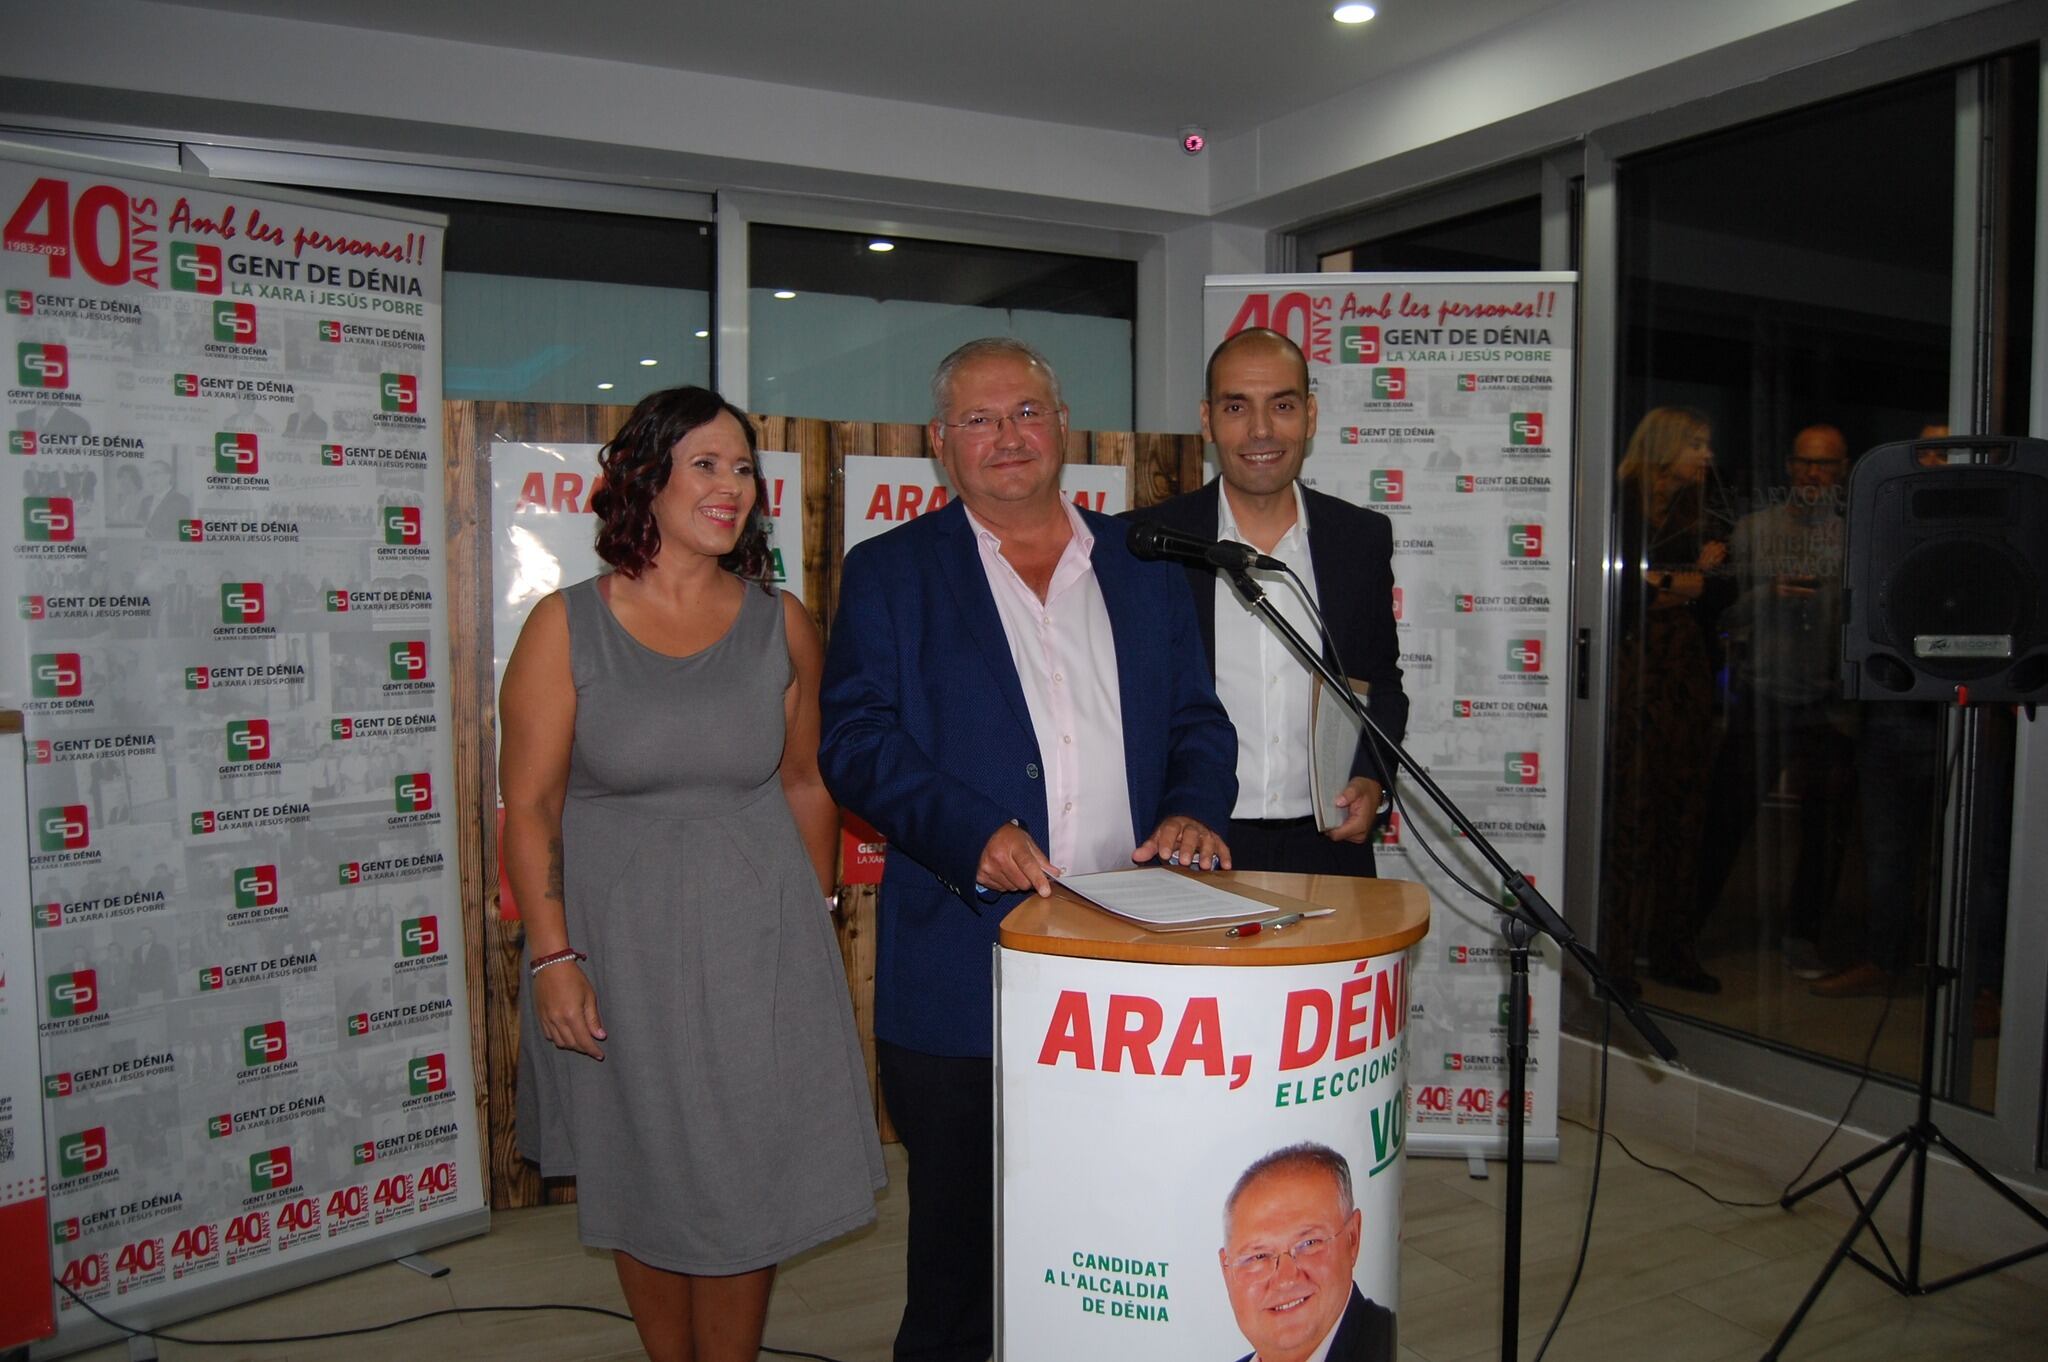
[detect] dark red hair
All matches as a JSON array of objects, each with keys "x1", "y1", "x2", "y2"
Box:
[{"x1": 591, "y1": 387, "x2": 772, "y2": 582}]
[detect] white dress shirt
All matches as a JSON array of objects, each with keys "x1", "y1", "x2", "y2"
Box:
[
  {"x1": 1215, "y1": 482, "x2": 1321, "y2": 820},
  {"x1": 965, "y1": 501, "x2": 1135, "y2": 875}
]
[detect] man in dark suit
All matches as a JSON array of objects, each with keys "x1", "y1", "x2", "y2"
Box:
[
  {"x1": 1220, "y1": 1143, "x2": 1395, "y2": 1362},
  {"x1": 821, "y1": 336, "x2": 1238, "y2": 1362},
  {"x1": 1130, "y1": 328, "x2": 1406, "y2": 875}
]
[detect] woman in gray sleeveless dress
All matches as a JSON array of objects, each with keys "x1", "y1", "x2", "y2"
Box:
[{"x1": 500, "y1": 388, "x2": 884, "y2": 1361}]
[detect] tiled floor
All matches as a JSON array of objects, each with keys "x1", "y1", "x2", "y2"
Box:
[{"x1": 61, "y1": 1124, "x2": 2048, "y2": 1361}]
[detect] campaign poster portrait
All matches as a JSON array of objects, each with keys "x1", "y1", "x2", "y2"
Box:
[
  {"x1": 998, "y1": 949, "x2": 1407, "y2": 1361},
  {"x1": 1203, "y1": 274, "x2": 1577, "y2": 1159},
  {"x1": 2, "y1": 148, "x2": 484, "y2": 1350}
]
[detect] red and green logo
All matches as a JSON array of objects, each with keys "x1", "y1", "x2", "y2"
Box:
[
  {"x1": 389, "y1": 640, "x2": 428, "y2": 681},
  {"x1": 1510, "y1": 412, "x2": 1544, "y2": 445},
  {"x1": 220, "y1": 581, "x2": 265, "y2": 623},
  {"x1": 1371, "y1": 366, "x2": 1407, "y2": 401},
  {"x1": 401, "y1": 916, "x2": 440, "y2": 956},
  {"x1": 5, "y1": 288, "x2": 32, "y2": 315},
  {"x1": 45, "y1": 1072, "x2": 74, "y2": 1098},
  {"x1": 199, "y1": 966, "x2": 225, "y2": 992},
  {"x1": 191, "y1": 810, "x2": 218, "y2": 835},
  {"x1": 225, "y1": 718, "x2": 271, "y2": 762},
  {"x1": 207, "y1": 1112, "x2": 233, "y2": 1138},
  {"x1": 173, "y1": 372, "x2": 199, "y2": 397},
  {"x1": 17, "y1": 341, "x2": 68, "y2": 387},
  {"x1": 234, "y1": 864, "x2": 278, "y2": 909},
  {"x1": 347, "y1": 1012, "x2": 371, "y2": 1037},
  {"x1": 1375, "y1": 812, "x2": 1401, "y2": 847},
  {"x1": 35, "y1": 902, "x2": 64, "y2": 927},
  {"x1": 331, "y1": 718, "x2": 353, "y2": 740},
  {"x1": 325, "y1": 589, "x2": 351, "y2": 612},
  {"x1": 24, "y1": 495, "x2": 74, "y2": 541},
  {"x1": 212, "y1": 300, "x2": 257, "y2": 345},
  {"x1": 1338, "y1": 326, "x2": 1379, "y2": 364},
  {"x1": 32, "y1": 651, "x2": 81, "y2": 698},
  {"x1": 38, "y1": 803, "x2": 89, "y2": 851},
  {"x1": 31, "y1": 738, "x2": 52, "y2": 764},
  {"x1": 46, "y1": 969, "x2": 98, "y2": 1017},
  {"x1": 9, "y1": 430, "x2": 37, "y2": 455},
  {"x1": 1339, "y1": 427, "x2": 1361, "y2": 445},
  {"x1": 178, "y1": 518, "x2": 205, "y2": 542},
  {"x1": 1508, "y1": 524, "x2": 1543, "y2": 558},
  {"x1": 1455, "y1": 593, "x2": 1476, "y2": 613},
  {"x1": 1455, "y1": 474, "x2": 1476, "y2": 493},
  {"x1": 242, "y1": 1020, "x2": 288, "y2": 1067},
  {"x1": 1505, "y1": 752, "x2": 1540, "y2": 785},
  {"x1": 1457, "y1": 373, "x2": 1479, "y2": 392},
  {"x1": 321, "y1": 443, "x2": 345, "y2": 466},
  {"x1": 22, "y1": 594, "x2": 47, "y2": 620},
  {"x1": 319, "y1": 319, "x2": 342, "y2": 343},
  {"x1": 380, "y1": 372, "x2": 418, "y2": 413},
  {"x1": 185, "y1": 666, "x2": 211, "y2": 690},
  {"x1": 53, "y1": 1217, "x2": 80, "y2": 1244},
  {"x1": 408, "y1": 1054, "x2": 448, "y2": 1096},
  {"x1": 383, "y1": 505, "x2": 422, "y2": 545},
  {"x1": 1369, "y1": 469, "x2": 1403, "y2": 503},
  {"x1": 394, "y1": 772, "x2": 432, "y2": 813},
  {"x1": 215, "y1": 432, "x2": 259, "y2": 475},
  {"x1": 1453, "y1": 699, "x2": 1475, "y2": 718},
  {"x1": 248, "y1": 1146, "x2": 293, "y2": 1192},
  {"x1": 170, "y1": 242, "x2": 223, "y2": 294},
  {"x1": 353, "y1": 1141, "x2": 376, "y2": 1166},
  {"x1": 59, "y1": 1127, "x2": 107, "y2": 1177},
  {"x1": 339, "y1": 862, "x2": 362, "y2": 886},
  {"x1": 1508, "y1": 638, "x2": 1543, "y2": 672}
]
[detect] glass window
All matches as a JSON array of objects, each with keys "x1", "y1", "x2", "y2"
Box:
[
  {"x1": 1318, "y1": 197, "x2": 1541, "y2": 273},
  {"x1": 1603, "y1": 61, "x2": 2034, "y2": 1109},
  {"x1": 318, "y1": 192, "x2": 712, "y2": 404},
  {"x1": 747, "y1": 224, "x2": 1134, "y2": 429}
]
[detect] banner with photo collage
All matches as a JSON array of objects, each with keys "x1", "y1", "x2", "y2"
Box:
[
  {"x1": 1, "y1": 149, "x2": 484, "y2": 1350},
  {"x1": 1204, "y1": 274, "x2": 1576, "y2": 1158}
]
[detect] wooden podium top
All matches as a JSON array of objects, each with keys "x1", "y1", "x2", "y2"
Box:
[{"x1": 999, "y1": 869, "x2": 1429, "y2": 966}]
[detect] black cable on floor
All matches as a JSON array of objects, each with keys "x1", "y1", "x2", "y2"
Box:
[
  {"x1": 1533, "y1": 998, "x2": 1613, "y2": 1362},
  {"x1": 53, "y1": 1277, "x2": 852, "y2": 1361}
]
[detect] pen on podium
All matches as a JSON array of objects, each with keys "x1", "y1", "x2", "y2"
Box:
[{"x1": 1225, "y1": 908, "x2": 1334, "y2": 938}]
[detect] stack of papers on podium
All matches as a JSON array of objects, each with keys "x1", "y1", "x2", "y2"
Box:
[{"x1": 1054, "y1": 868, "x2": 1268, "y2": 933}]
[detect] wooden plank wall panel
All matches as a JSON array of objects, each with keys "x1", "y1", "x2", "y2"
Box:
[{"x1": 453, "y1": 401, "x2": 1200, "y2": 1207}]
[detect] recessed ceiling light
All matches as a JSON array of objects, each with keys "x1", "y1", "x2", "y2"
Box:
[
  {"x1": 867, "y1": 239, "x2": 895, "y2": 252},
  {"x1": 597, "y1": 382, "x2": 615, "y2": 391},
  {"x1": 773, "y1": 290, "x2": 797, "y2": 299},
  {"x1": 1333, "y1": 3, "x2": 1376, "y2": 22},
  {"x1": 639, "y1": 358, "x2": 658, "y2": 366},
  {"x1": 694, "y1": 329, "x2": 710, "y2": 338}
]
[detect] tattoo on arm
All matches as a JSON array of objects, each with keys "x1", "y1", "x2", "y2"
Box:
[{"x1": 546, "y1": 837, "x2": 564, "y2": 903}]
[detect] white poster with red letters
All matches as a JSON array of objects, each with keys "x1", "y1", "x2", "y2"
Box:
[
  {"x1": 1, "y1": 147, "x2": 484, "y2": 1353},
  {"x1": 840, "y1": 454, "x2": 1128, "y2": 555},
  {"x1": 1204, "y1": 274, "x2": 1575, "y2": 1160},
  {"x1": 997, "y1": 947, "x2": 1409, "y2": 1361}
]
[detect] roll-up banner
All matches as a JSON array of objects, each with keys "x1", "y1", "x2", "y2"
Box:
[
  {"x1": 1202, "y1": 274, "x2": 1575, "y2": 1159},
  {"x1": 1, "y1": 146, "x2": 485, "y2": 1354}
]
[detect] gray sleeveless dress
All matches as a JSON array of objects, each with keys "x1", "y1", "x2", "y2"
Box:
[{"x1": 516, "y1": 576, "x2": 885, "y2": 1273}]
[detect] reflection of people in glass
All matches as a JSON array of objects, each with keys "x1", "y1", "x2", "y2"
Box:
[
  {"x1": 1219, "y1": 1143, "x2": 1393, "y2": 1362},
  {"x1": 1695, "y1": 425, "x2": 1852, "y2": 978},
  {"x1": 1603, "y1": 407, "x2": 1733, "y2": 995}
]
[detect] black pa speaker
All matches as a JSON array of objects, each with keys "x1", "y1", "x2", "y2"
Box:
[{"x1": 1842, "y1": 435, "x2": 2048, "y2": 702}]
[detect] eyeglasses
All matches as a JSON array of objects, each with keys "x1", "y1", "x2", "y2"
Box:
[
  {"x1": 940, "y1": 402, "x2": 1060, "y2": 441},
  {"x1": 1225, "y1": 1234, "x2": 1333, "y2": 1278}
]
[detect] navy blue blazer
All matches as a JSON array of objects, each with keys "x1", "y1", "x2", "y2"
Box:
[
  {"x1": 820, "y1": 500, "x2": 1237, "y2": 1057},
  {"x1": 1127, "y1": 478, "x2": 1408, "y2": 792}
]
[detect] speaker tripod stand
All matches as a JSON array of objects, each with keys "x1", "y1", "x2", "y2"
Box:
[{"x1": 1762, "y1": 707, "x2": 2048, "y2": 1359}]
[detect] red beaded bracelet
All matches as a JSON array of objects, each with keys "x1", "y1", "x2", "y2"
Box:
[{"x1": 528, "y1": 947, "x2": 588, "y2": 978}]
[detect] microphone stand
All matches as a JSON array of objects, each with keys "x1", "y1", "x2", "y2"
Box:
[{"x1": 1221, "y1": 566, "x2": 1677, "y2": 1362}]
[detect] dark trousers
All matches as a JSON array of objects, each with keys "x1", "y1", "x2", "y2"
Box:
[
  {"x1": 1227, "y1": 814, "x2": 1381, "y2": 877},
  {"x1": 877, "y1": 1040, "x2": 993, "y2": 1362}
]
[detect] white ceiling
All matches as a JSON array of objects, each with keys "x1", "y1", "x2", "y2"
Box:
[{"x1": 156, "y1": 0, "x2": 1569, "y2": 140}]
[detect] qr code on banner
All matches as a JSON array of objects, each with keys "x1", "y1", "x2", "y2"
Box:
[{"x1": 0, "y1": 1123, "x2": 13, "y2": 1165}]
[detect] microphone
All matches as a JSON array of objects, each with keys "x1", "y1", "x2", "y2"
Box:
[{"x1": 1126, "y1": 520, "x2": 1285, "y2": 573}]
